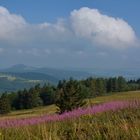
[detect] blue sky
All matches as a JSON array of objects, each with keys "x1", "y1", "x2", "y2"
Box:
[
  {"x1": 1, "y1": 0, "x2": 140, "y2": 29},
  {"x1": 0, "y1": 0, "x2": 140, "y2": 69}
]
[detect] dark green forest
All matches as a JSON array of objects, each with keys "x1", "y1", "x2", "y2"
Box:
[{"x1": 0, "y1": 76, "x2": 140, "y2": 114}]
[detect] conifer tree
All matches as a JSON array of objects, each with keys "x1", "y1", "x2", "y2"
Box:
[
  {"x1": 0, "y1": 93, "x2": 11, "y2": 114},
  {"x1": 55, "y1": 79, "x2": 86, "y2": 114}
]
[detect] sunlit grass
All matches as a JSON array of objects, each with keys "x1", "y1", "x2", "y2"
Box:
[
  {"x1": 0, "y1": 107, "x2": 140, "y2": 140},
  {"x1": 88, "y1": 90, "x2": 140, "y2": 105},
  {"x1": 0, "y1": 91, "x2": 140, "y2": 140},
  {"x1": 0, "y1": 105, "x2": 57, "y2": 120},
  {"x1": 1, "y1": 90, "x2": 140, "y2": 120}
]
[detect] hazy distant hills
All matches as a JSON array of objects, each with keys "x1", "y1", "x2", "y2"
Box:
[
  {"x1": 88, "y1": 68, "x2": 140, "y2": 80},
  {"x1": 0, "y1": 72, "x2": 42, "y2": 93},
  {"x1": 0, "y1": 64, "x2": 91, "y2": 92},
  {"x1": 1, "y1": 64, "x2": 91, "y2": 80},
  {"x1": 0, "y1": 64, "x2": 140, "y2": 93}
]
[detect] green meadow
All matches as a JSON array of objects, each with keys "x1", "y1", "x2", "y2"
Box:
[{"x1": 0, "y1": 91, "x2": 140, "y2": 140}]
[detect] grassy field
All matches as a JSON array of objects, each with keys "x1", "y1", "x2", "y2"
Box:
[
  {"x1": 88, "y1": 90, "x2": 140, "y2": 105},
  {"x1": 0, "y1": 91, "x2": 140, "y2": 140},
  {"x1": 1, "y1": 90, "x2": 139, "y2": 119}
]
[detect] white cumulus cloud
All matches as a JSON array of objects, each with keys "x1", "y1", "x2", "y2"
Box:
[
  {"x1": 0, "y1": 6, "x2": 27, "y2": 43},
  {"x1": 0, "y1": 6, "x2": 138, "y2": 50},
  {"x1": 70, "y1": 7, "x2": 137, "y2": 48}
]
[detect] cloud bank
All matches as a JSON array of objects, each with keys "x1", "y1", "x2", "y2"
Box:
[
  {"x1": 71, "y1": 7, "x2": 137, "y2": 48},
  {"x1": 0, "y1": 6, "x2": 138, "y2": 50},
  {"x1": 0, "y1": 6, "x2": 27, "y2": 43}
]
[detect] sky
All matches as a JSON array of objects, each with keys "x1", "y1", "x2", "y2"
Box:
[{"x1": 0, "y1": 0, "x2": 140, "y2": 69}]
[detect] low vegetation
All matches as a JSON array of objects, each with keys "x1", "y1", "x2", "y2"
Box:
[
  {"x1": 0, "y1": 92, "x2": 139, "y2": 140},
  {"x1": 0, "y1": 76, "x2": 140, "y2": 140},
  {"x1": 0, "y1": 76, "x2": 140, "y2": 114}
]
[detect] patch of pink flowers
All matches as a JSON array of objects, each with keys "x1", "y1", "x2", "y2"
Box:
[{"x1": 0, "y1": 100, "x2": 139, "y2": 128}]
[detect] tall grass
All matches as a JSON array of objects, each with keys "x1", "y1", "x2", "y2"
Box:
[
  {"x1": 0, "y1": 100, "x2": 139, "y2": 128},
  {"x1": 0, "y1": 99, "x2": 140, "y2": 140}
]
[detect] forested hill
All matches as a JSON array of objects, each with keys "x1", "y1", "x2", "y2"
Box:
[
  {"x1": 0, "y1": 64, "x2": 91, "y2": 92},
  {"x1": 0, "y1": 64, "x2": 140, "y2": 92},
  {"x1": 0, "y1": 64, "x2": 91, "y2": 79},
  {"x1": 0, "y1": 77, "x2": 140, "y2": 114}
]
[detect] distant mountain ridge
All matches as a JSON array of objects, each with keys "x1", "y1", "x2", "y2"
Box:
[
  {"x1": 0, "y1": 64, "x2": 140, "y2": 93},
  {"x1": 1, "y1": 64, "x2": 37, "y2": 73},
  {"x1": 0, "y1": 64, "x2": 91, "y2": 80},
  {"x1": 0, "y1": 64, "x2": 91, "y2": 92}
]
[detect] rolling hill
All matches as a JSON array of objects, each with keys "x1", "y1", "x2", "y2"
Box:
[
  {"x1": 0, "y1": 64, "x2": 91, "y2": 92},
  {"x1": 1, "y1": 64, "x2": 140, "y2": 93}
]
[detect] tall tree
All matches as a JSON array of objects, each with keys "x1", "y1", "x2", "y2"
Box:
[
  {"x1": 117, "y1": 76, "x2": 127, "y2": 92},
  {"x1": 55, "y1": 79, "x2": 86, "y2": 114},
  {"x1": 40, "y1": 84, "x2": 55, "y2": 105},
  {"x1": 95, "y1": 78, "x2": 106, "y2": 96},
  {"x1": 0, "y1": 93, "x2": 11, "y2": 114},
  {"x1": 24, "y1": 87, "x2": 42, "y2": 109}
]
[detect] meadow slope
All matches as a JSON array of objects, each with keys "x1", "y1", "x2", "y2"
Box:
[{"x1": 0, "y1": 91, "x2": 140, "y2": 140}]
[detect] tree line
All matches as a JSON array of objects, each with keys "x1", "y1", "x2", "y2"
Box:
[{"x1": 0, "y1": 76, "x2": 140, "y2": 114}]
